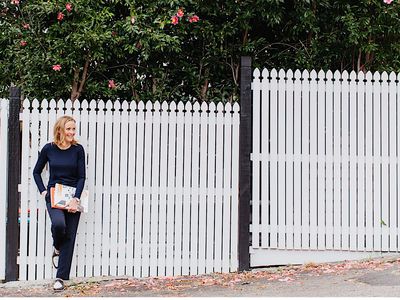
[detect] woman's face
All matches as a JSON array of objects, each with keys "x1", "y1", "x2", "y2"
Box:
[{"x1": 63, "y1": 120, "x2": 76, "y2": 144}]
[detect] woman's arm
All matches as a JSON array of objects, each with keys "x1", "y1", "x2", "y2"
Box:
[
  {"x1": 33, "y1": 144, "x2": 49, "y2": 193},
  {"x1": 74, "y1": 145, "x2": 86, "y2": 199}
]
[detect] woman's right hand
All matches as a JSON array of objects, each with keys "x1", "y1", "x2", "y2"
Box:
[{"x1": 41, "y1": 190, "x2": 47, "y2": 197}]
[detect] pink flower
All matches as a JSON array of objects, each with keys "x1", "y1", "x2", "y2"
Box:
[
  {"x1": 189, "y1": 15, "x2": 199, "y2": 23},
  {"x1": 384, "y1": 0, "x2": 393, "y2": 3},
  {"x1": 22, "y1": 23, "x2": 30, "y2": 29},
  {"x1": 20, "y1": 40, "x2": 27, "y2": 47},
  {"x1": 66, "y1": 3, "x2": 73, "y2": 12},
  {"x1": 177, "y1": 9, "x2": 184, "y2": 18},
  {"x1": 108, "y1": 80, "x2": 116, "y2": 89},
  {"x1": 52, "y1": 64, "x2": 62, "y2": 71},
  {"x1": 11, "y1": 0, "x2": 19, "y2": 5},
  {"x1": 57, "y1": 12, "x2": 65, "y2": 21},
  {"x1": 171, "y1": 15, "x2": 179, "y2": 25}
]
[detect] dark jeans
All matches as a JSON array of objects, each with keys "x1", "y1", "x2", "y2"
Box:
[{"x1": 46, "y1": 202, "x2": 80, "y2": 280}]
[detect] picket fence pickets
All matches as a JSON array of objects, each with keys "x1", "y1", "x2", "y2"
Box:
[
  {"x1": 18, "y1": 98, "x2": 240, "y2": 280},
  {"x1": 251, "y1": 68, "x2": 400, "y2": 266},
  {"x1": 0, "y1": 98, "x2": 9, "y2": 281}
]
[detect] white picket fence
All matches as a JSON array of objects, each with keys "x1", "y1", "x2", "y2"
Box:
[
  {"x1": 0, "y1": 98, "x2": 9, "y2": 281},
  {"x1": 251, "y1": 69, "x2": 400, "y2": 266},
  {"x1": 19, "y1": 98, "x2": 240, "y2": 280}
]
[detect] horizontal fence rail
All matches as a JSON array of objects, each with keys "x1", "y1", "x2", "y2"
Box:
[
  {"x1": 0, "y1": 98, "x2": 9, "y2": 281},
  {"x1": 251, "y1": 68, "x2": 400, "y2": 266},
  {"x1": 19, "y1": 98, "x2": 240, "y2": 280}
]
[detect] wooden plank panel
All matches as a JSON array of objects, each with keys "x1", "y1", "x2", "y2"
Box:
[
  {"x1": 325, "y1": 71, "x2": 334, "y2": 250},
  {"x1": 286, "y1": 69, "x2": 294, "y2": 249},
  {"x1": 301, "y1": 70, "x2": 310, "y2": 249},
  {"x1": 150, "y1": 102, "x2": 161, "y2": 276},
  {"x1": 373, "y1": 71, "x2": 382, "y2": 251},
  {"x1": 365, "y1": 71, "x2": 374, "y2": 251},
  {"x1": 269, "y1": 69, "x2": 279, "y2": 249},
  {"x1": 349, "y1": 71, "x2": 357, "y2": 251},
  {"x1": 293, "y1": 70, "x2": 302, "y2": 249},
  {"x1": 278, "y1": 69, "x2": 286, "y2": 249},
  {"x1": 252, "y1": 68, "x2": 261, "y2": 249},
  {"x1": 317, "y1": 70, "x2": 326, "y2": 250},
  {"x1": 260, "y1": 69, "x2": 270, "y2": 248}
]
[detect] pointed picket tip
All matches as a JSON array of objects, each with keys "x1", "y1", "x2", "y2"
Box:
[
  {"x1": 253, "y1": 68, "x2": 261, "y2": 79},
  {"x1": 318, "y1": 69, "x2": 325, "y2": 79},
  {"x1": 121, "y1": 100, "x2": 129, "y2": 110},
  {"x1": 32, "y1": 98, "x2": 40, "y2": 109},
  {"x1": 138, "y1": 101, "x2": 145, "y2": 110},
  {"x1": 261, "y1": 68, "x2": 269, "y2": 79},
  {"x1": 81, "y1": 99, "x2": 89, "y2": 110},
  {"x1": 161, "y1": 101, "x2": 169, "y2": 111},
  {"x1": 97, "y1": 99, "x2": 105, "y2": 110},
  {"x1": 357, "y1": 71, "x2": 365, "y2": 80},
  {"x1": 41, "y1": 99, "x2": 49, "y2": 109},
  {"x1": 49, "y1": 99, "x2": 57, "y2": 109},
  {"x1": 286, "y1": 69, "x2": 293, "y2": 78},
  {"x1": 177, "y1": 101, "x2": 185, "y2": 110},
  {"x1": 145, "y1": 101, "x2": 153, "y2": 111},
  {"x1": 270, "y1": 68, "x2": 278, "y2": 78},
  {"x1": 381, "y1": 71, "x2": 388, "y2": 81},
  {"x1": 302, "y1": 69, "x2": 310, "y2": 78},
  {"x1": 333, "y1": 70, "x2": 341, "y2": 79},
  {"x1": 184, "y1": 101, "x2": 192, "y2": 111},
  {"x1": 201, "y1": 101, "x2": 208, "y2": 112},
  {"x1": 233, "y1": 102, "x2": 240, "y2": 113},
  {"x1": 89, "y1": 99, "x2": 97, "y2": 109},
  {"x1": 153, "y1": 101, "x2": 161, "y2": 111},
  {"x1": 225, "y1": 102, "x2": 232, "y2": 112},
  {"x1": 278, "y1": 69, "x2": 286, "y2": 78},
  {"x1": 22, "y1": 98, "x2": 30, "y2": 109},
  {"x1": 57, "y1": 99, "x2": 65, "y2": 109},
  {"x1": 294, "y1": 69, "x2": 301, "y2": 78},
  {"x1": 389, "y1": 71, "x2": 396, "y2": 81},
  {"x1": 310, "y1": 69, "x2": 317, "y2": 78},
  {"x1": 105, "y1": 100, "x2": 113, "y2": 110},
  {"x1": 193, "y1": 101, "x2": 200, "y2": 111},
  {"x1": 326, "y1": 70, "x2": 333, "y2": 79},
  {"x1": 365, "y1": 71, "x2": 373, "y2": 80},
  {"x1": 216, "y1": 102, "x2": 224, "y2": 112},
  {"x1": 113, "y1": 100, "x2": 121, "y2": 110},
  {"x1": 130, "y1": 101, "x2": 137, "y2": 111},
  {"x1": 209, "y1": 102, "x2": 216, "y2": 112},
  {"x1": 169, "y1": 101, "x2": 176, "y2": 111},
  {"x1": 65, "y1": 99, "x2": 73, "y2": 109},
  {"x1": 349, "y1": 71, "x2": 357, "y2": 81},
  {"x1": 342, "y1": 70, "x2": 349, "y2": 79},
  {"x1": 373, "y1": 71, "x2": 381, "y2": 79}
]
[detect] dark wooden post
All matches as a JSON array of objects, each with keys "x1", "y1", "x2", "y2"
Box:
[
  {"x1": 5, "y1": 87, "x2": 21, "y2": 282},
  {"x1": 238, "y1": 56, "x2": 252, "y2": 271}
]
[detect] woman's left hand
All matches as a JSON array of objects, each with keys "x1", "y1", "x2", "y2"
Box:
[{"x1": 67, "y1": 198, "x2": 79, "y2": 213}]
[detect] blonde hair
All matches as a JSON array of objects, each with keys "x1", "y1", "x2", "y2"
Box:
[{"x1": 53, "y1": 115, "x2": 78, "y2": 146}]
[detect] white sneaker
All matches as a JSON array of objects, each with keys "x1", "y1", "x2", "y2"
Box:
[{"x1": 53, "y1": 278, "x2": 64, "y2": 291}]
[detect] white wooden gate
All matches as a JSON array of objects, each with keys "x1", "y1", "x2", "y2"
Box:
[
  {"x1": 0, "y1": 98, "x2": 9, "y2": 281},
  {"x1": 19, "y1": 98, "x2": 240, "y2": 280},
  {"x1": 251, "y1": 68, "x2": 400, "y2": 266}
]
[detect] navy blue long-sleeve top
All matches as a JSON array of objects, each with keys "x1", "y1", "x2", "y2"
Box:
[{"x1": 33, "y1": 142, "x2": 86, "y2": 200}]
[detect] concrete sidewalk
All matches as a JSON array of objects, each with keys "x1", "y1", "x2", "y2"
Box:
[{"x1": 2, "y1": 256, "x2": 400, "y2": 297}]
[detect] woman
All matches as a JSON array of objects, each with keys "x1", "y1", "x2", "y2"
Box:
[{"x1": 33, "y1": 115, "x2": 86, "y2": 291}]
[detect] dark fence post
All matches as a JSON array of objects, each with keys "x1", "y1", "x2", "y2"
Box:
[
  {"x1": 238, "y1": 56, "x2": 252, "y2": 271},
  {"x1": 5, "y1": 87, "x2": 21, "y2": 282}
]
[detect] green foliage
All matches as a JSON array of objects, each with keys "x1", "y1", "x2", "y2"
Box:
[{"x1": 1, "y1": 0, "x2": 400, "y2": 101}]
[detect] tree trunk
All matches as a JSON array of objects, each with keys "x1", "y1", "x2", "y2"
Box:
[{"x1": 70, "y1": 57, "x2": 90, "y2": 101}]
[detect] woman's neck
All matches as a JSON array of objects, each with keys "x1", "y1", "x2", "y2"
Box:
[{"x1": 58, "y1": 141, "x2": 72, "y2": 149}]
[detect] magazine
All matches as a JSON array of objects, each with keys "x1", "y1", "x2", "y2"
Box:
[{"x1": 50, "y1": 183, "x2": 89, "y2": 213}]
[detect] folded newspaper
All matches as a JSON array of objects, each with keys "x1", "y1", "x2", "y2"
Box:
[{"x1": 50, "y1": 183, "x2": 89, "y2": 213}]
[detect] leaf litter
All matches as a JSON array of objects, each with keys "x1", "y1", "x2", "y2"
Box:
[{"x1": 1, "y1": 257, "x2": 400, "y2": 297}]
